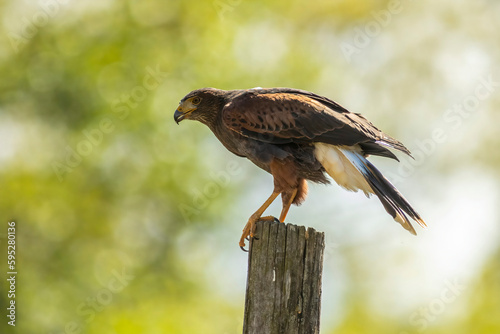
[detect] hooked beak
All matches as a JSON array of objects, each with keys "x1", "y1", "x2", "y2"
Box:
[
  {"x1": 174, "y1": 102, "x2": 197, "y2": 124},
  {"x1": 174, "y1": 107, "x2": 185, "y2": 124}
]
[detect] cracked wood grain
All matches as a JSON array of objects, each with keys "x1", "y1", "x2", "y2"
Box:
[{"x1": 243, "y1": 221, "x2": 325, "y2": 334}]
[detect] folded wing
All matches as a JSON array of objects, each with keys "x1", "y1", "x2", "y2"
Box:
[{"x1": 221, "y1": 89, "x2": 410, "y2": 159}]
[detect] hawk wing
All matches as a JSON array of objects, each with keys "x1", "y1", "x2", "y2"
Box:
[{"x1": 221, "y1": 88, "x2": 410, "y2": 160}]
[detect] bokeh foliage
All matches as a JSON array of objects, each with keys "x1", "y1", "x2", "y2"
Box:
[{"x1": 0, "y1": 0, "x2": 499, "y2": 333}]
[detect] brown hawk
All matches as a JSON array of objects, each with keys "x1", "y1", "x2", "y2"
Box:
[{"x1": 174, "y1": 87, "x2": 426, "y2": 250}]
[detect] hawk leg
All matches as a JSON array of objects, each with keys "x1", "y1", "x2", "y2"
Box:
[
  {"x1": 239, "y1": 191, "x2": 280, "y2": 250},
  {"x1": 279, "y1": 188, "x2": 298, "y2": 223}
]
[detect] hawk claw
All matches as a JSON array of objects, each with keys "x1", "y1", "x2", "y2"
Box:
[
  {"x1": 259, "y1": 215, "x2": 279, "y2": 223},
  {"x1": 239, "y1": 215, "x2": 279, "y2": 251}
]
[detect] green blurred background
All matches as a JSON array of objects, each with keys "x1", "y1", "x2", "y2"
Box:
[{"x1": 0, "y1": 0, "x2": 499, "y2": 333}]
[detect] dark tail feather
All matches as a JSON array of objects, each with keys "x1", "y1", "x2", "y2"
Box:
[
  {"x1": 336, "y1": 147, "x2": 426, "y2": 234},
  {"x1": 376, "y1": 138, "x2": 413, "y2": 157},
  {"x1": 359, "y1": 142, "x2": 400, "y2": 161},
  {"x1": 363, "y1": 160, "x2": 426, "y2": 235}
]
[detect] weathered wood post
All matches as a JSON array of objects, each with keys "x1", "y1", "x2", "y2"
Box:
[{"x1": 243, "y1": 220, "x2": 325, "y2": 334}]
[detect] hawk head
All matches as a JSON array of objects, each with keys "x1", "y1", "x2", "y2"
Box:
[{"x1": 174, "y1": 88, "x2": 226, "y2": 125}]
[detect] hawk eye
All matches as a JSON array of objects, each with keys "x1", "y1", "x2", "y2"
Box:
[{"x1": 192, "y1": 97, "x2": 201, "y2": 105}]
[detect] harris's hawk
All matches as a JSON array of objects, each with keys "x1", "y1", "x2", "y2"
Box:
[{"x1": 174, "y1": 87, "x2": 426, "y2": 249}]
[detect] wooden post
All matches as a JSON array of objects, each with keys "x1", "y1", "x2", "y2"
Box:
[{"x1": 243, "y1": 220, "x2": 325, "y2": 334}]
